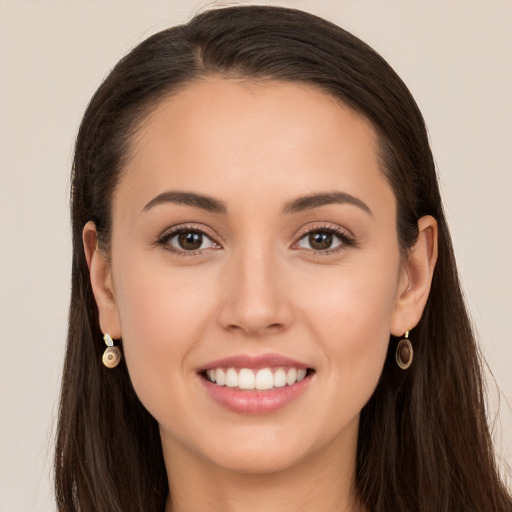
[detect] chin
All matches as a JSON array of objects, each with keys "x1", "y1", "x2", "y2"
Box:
[
  {"x1": 190, "y1": 421, "x2": 340, "y2": 476},
  {"x1": 207, "y1": 442, "x2": 311, "y2": 475}
]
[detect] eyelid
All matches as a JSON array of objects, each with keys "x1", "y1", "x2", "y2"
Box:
[
  {"x1": 155, "y1": 222, "x2": 355, "y2": 256},
  {"x1": 156, "y1": 223, "x2": 223, "y2": 254},
  {"x1": 292, "y1": 223, "x2": 356, "y2": 253},
  {"x1": 294, "y1": 222, "x2": 354, "y2": 239}
]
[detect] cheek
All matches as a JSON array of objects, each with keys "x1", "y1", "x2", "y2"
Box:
[
  {"x1": 295, "y1": 252, "x2": 399, "y2": 401},
  {"x1": 111, "y1": 252, "x2": 219, "y2": 414}
]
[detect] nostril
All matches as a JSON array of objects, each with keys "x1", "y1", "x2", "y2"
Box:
[
  {"x1": 226, "y1": 323, "x2": 243, "y2": 332},
  {"x1": 224, "y1": 321, "x2": 285, "y2": 335}
]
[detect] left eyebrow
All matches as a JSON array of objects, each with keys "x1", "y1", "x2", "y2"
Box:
[{"x1": 282, "y1": 192, "x2": 373, "y2": 216}]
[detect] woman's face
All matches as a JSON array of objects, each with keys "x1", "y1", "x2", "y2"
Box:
[{"x1": 95, "y1": 78, "x2": 412, "y2": 474}]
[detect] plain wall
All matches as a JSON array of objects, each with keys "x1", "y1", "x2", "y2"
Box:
[{"x1": 0, "y1": 1, "x2": 510, "y2": 510}]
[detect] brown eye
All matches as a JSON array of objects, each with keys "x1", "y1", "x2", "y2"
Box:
[
  {"x1": 177, "y1": 231, "x2": 203, "y2": 251},
  {"x1": 163, "y1": 229, "x2": 219, "y2": 253},
  {"x1": 295, "y1": 228, "x2": 348, "y2": 253},
  {"x1": 308, "y1": 232, "x2": 333, "y2": 250}
]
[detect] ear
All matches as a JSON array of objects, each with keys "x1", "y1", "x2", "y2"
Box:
[
  {"x1": 83, "y1": 221, "x2": 122, "y2": 339},
  {"x1": 390, "y1": 215, "x2": 438, "y2": 336}
]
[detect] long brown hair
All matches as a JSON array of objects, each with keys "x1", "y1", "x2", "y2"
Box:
[{"x1": 55, "y1": 6, "x2": 512, "y2": 511}]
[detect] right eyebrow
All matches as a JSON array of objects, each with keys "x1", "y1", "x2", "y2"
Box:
[{"x1": 141, "y1": 191, "x2": 227, "y2": 215}]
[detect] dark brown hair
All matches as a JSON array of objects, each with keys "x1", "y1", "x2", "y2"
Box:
[{"x1": 55, "y1": 6, "x2": 512, "y2": 511}]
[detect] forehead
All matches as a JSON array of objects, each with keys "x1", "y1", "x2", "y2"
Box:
[{"x1": 116, "y1": 77, "x2": 392, "y2": 218}]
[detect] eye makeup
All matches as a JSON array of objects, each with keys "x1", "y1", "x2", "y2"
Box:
[
  {"x1": 292, "y1": 223, "x2": 357, "y2": 256},
  {"x1": 155, "y1": 221, "x2": 357, "y2": 258},
  {"x1": 156, "y1": 224, "x2": 221, "y2": 257}
]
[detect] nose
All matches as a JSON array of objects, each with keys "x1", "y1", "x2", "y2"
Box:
[{"x1": 217, "y1": 248, "x2": 294, "y2": 337}]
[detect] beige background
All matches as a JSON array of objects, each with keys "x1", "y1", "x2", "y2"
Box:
[{"x1": 0, "y1": 1, "x2": 510, "y2": 510}]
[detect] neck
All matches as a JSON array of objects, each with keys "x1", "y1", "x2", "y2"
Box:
[{"x1": 163, "y1": 426, "x2": 366, "y2": 512}]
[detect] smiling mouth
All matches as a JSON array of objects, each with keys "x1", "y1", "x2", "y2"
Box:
[{"x1": 200, "y1": 367, "x2": 315, "y2": 391}]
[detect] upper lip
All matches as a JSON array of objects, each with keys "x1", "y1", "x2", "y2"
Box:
[{"x1": 199, "y1": 353, "x2": 312, "y2": 371}]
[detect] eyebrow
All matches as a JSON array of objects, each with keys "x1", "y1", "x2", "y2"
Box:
[
  {"x1": 141, "y1": 190, "x2": 372, "y2": 217},
  {"x1": 142, "y1": 191, "x2": 227, "y2": 214},
  {"x1": 283, "y1": 192, "x2": 372, "y2": 216}
]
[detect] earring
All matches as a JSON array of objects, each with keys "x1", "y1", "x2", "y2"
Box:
[
  {"x1": 396, "y1": 330, "x2": 413, "y2": 370},
  {"x1": 102, "y1": 333, "x2": 122, "y2": 368}
]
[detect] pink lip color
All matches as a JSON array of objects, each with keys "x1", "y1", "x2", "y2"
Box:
[
  {"x1": 199, "y1": 353, "x2": 310, "y2": 371},
  {"x1": 200, "y1": 374, "x2": 312, "y2": 414},
  {"x1": 198, "y1": 353, "x2": 313, "y2": 414}
]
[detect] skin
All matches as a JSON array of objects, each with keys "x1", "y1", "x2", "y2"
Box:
[{"x1": 84, "y1": 78, "x2": 437, "y2": 512}]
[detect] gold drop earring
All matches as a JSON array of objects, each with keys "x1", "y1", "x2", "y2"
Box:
[
  {"x1": 396, "y1": 330, "x2": 413, "y2": 370},
  {"x1": 102, "y1": 333, "x2": 122, "y2": 368}
]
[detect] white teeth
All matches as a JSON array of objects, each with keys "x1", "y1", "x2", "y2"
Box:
[
  {"x1": 216, "y1": 368, "x2": 226, "y2": 386},
  {"x1": 238, "y1": 368, "x2": 255, "y2": 390},
  {"x1": 204, "y1": 366, "x2": 309, "y2": 390},
  {"x1": 286, "y1": 368, "x2": 297, "y2": 386},
  {"x1": 225, "y1": 368, "x2": 238, "y2": 388},
  {"x1": 255, "y1": 368, "x2": 274, "y2": 390},
  {"x1": 296, "y1": 369, "x2": 307, "y2": 382},
  {"x1": 273, "y1": 368, "x2": 287, "y2": 388}
]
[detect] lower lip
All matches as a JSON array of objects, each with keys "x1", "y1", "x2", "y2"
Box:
[{"x1": 200, "y1": 374, "x2": 313, "y2": 414}]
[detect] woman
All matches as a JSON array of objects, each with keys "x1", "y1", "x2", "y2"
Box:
[{"x1": 54, "y1": 5, "x2": 512, "y2": 511}]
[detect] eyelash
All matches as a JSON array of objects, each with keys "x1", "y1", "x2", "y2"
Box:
[
  {"x1": 294, "y1": 224, "x2": 356, "y2": 256},
  {"x1": 156, "y1": 224, "x2": 219, "y2": 257},
  {"x1": 156, "y1": 224, "x2": 356, "y2": 257}
]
